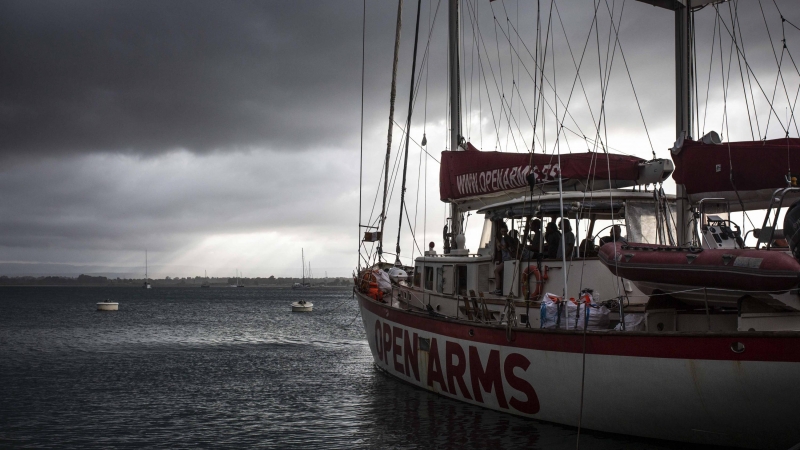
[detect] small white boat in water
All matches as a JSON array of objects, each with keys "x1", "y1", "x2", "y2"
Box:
[
  {"x1": 96, "y1": 301, "x2": 118, "y2": 311},
  {"x1": 291, "y1": 299, "x2": 313, "y2": 312}
]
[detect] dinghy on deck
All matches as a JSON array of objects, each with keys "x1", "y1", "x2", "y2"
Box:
[{"x1": 598, "y1": 241, "x2": 800, "y2": 311}]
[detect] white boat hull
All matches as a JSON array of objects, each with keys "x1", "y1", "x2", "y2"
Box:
[
  {"x1": 96, "y1": 302, "x2": 119, "y2": 311},
  {"x1": 356, "y1": 291, "x2": 800, "y2": 449},
  {"x1": 291, "y1": 302, "x2": 313, "y2": 312}
]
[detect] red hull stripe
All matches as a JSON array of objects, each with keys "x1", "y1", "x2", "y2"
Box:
[{"x1": 358, "y1": 294, "x2": 800, "y2": 362}]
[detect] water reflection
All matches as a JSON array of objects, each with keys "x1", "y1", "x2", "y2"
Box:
[{"x1": 0, "y1": 287, "x2": 706, "y2": 449}]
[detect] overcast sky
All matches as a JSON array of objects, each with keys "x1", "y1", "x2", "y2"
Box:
[{"x1": 1, "y1": 0, "x2": 797, "y2": 278}]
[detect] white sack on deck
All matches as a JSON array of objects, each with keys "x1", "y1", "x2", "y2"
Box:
[
  {"x1": 373, "y1": 270, "x2": 392, "y2": 293},
  {"x1": 540, "y1": 293, "x2": 610, "y2": 330},
  {"x1": 614, "y1": 313, "x2": 646, "y2": 331}
]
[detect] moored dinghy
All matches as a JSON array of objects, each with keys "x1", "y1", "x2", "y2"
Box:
[
  {"x1": 96, "y1": 300, "x2": 118, "y2": 311},
  {"x1": 291, "y1": 299, "x2": 313, "y2": 312}
]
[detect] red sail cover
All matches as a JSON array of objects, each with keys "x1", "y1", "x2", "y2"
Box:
[
  {"x1": 439, "y1": 142, "x2": 645, "y2": 202},
  {"x1": 672, "y1": 138, "x2": 800, "y2": 200}
]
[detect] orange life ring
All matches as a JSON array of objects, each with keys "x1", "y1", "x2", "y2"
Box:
[
  {"x1": 356, "y1": 269, "x2": 384, "y2": 301},
  {"x1": 522, "y1": 265, "x2": 548, "y2": 300}
]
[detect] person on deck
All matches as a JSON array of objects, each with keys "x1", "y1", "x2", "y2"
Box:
[
  {"x1": 491, "y1": 223, "x2": 512, "y2": 295},
  {"x1": 526, "y1": 218, "x2": 543, "y2": 255},
  {"x1": 579, "y1": 238, "x2": 598, "y2": 256},
  {"x1": 507, "y1": 229, "x2": 521, "y2": 256},
  {"x1": 544, "y1": 221, "x2": 561, "y2": 259},
  {"x1": 557, "y1": 219, "x2": 576, "y2": 258},
  {"x1": 600, "y1": 225, "x2": 627, "y2": 246}
]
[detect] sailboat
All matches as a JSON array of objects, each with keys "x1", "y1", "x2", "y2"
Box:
[
  {"x1": 229, "y1": 269, "x2": 244, "y2": 287},
  {"x1": 354, "y1": 1, "x2": 800, "y2": 448},
  {"x1": 291, "y1": 249, "x2": 311, "y2": 289},
  {"x1": 237, "y1": 270, "x2": 244, "y2": 288},
  {"x1": 142, "y1": 250, "x2": 151, "y2": 289},
  {"x1": 201, "y1": 270, "x2": 210, "y2": 288},
  {"x1": 291, "y1": 248, "x2": 313, "y2": 311}
]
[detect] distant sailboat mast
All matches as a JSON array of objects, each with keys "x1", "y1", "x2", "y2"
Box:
[
  {"x1": 201, "y1": 270, "x2": 210, "y2": 288},
  {"x1": 143, "y1": 249, "x2": 151, "y2": 289}
]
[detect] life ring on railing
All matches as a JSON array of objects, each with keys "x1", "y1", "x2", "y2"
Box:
[
  {"x1": 522, "y1": 265, "x2": 548, "y2": 300},
  {"x1": 357, "y1": 269, "x2": 384, "y2": 301}
]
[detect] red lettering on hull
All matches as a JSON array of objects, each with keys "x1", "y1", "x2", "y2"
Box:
[
  {"x1": 469, "y1": 346, "x2": 508, "y2": 409},
  {"x1": 427, "y1": 338, "x2": 447, "y2": 391},
  {"x1": 504, "y1": 353, "x2": 541, "y2": 414},
  {"x1": 445, "y1": 341, "x2": 472, "y2": 400},
  {"x1": 393, "y1": 326, "x2": 404, "y2": 374},
  {"x1": 404, "y1": 330, "x2": 419, "y2": 381},
  {"x1": 371, "y1": 319, "x2": 539, "y2": 415},
  {"x1": 374, "y1": 320, "x2": 382, "y2": 362},
  {"x1": 382, "y1": 322, "x2": 392, "y2": 365}
]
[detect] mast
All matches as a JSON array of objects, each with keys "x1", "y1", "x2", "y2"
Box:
[
  {"x1": 378, "y1": 0, "x2": 405, "y2": 261},
  {"x1": 674, "y1": 1, "x2": 692, "y2": 246},
  {"x1": 301, "y1": 248, "x2": 305, "y2": 285},
  {"x1": 145, "y1": 249, "x2": 148, "y2": 280},
  {"x1": 395, "y1": 0, "x2": 423, "y2": 265},
  {"x1": 636, "y1": 0, "x2": 719, "y2": 245},
  {"x1": 447, "y1": 0, "x2": 463, "y2": 249}
]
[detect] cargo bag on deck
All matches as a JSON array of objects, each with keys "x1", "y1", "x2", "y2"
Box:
[
  {"x1": 540, "y1": 292, "x2": 610, "y2": 330},
  {"x1": 373, "y1": 269, "x2": 392, "y2": 293},
  {"x1": 614, "y1": 313, "x2": 645, "y2": 331}
]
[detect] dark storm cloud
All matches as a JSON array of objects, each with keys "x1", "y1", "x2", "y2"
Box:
[
  {"x1": 0, "y1": 0, "x2": 401, "y2": 157},
  {"x1": 0, "y1": 149, "x2": 359, "y2": 251},
  {"x1": 1, "y1": 0, "x2": 795, "y2": 160},
  {"x1": 1, "y1": 0, "x2": 798, "y2": 277}
]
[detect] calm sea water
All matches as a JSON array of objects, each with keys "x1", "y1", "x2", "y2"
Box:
[{"x1": 0, "y1": 286, "x2": 702, "y2": 449}]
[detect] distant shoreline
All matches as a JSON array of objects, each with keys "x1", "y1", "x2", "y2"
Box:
[
  {"x1": 0, "y1": 284, "x2": 352, "y2": 288},
  {"x1": 0, "y1": 275, "x2": 354, "y2": 288}
]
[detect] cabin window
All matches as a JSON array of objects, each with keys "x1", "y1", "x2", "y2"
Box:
[
  {"x1": 414, "y1": 269, "x2": 421, "y2": 287},
  {"x1": 436, "y1": 267, "x2": 443, "y2": 293},
  {"x1": 424, "y1": 266, "x2": 433, "y2": 290},
  {"x1": 442, "y1": 265, "x2": 454, "y2": 295},
  {"x1": 626, "y1": 200, "x2": 676, "y2": 245}
]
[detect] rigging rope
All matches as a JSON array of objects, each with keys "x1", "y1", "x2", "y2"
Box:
[
  {"x1": 358, "y1": 0, "x2": 366, "y2": 271},
  {"x1": 379, "y1": 0, "x2": 405, "y2": 262},
  {"x1": 394, "y1": 0, "x2": 424, "y2": 265}
]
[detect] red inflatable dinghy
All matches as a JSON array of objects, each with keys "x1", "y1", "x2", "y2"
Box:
[{"x1": 598, "y1": 242, "x2": 800, "y2": 292}]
